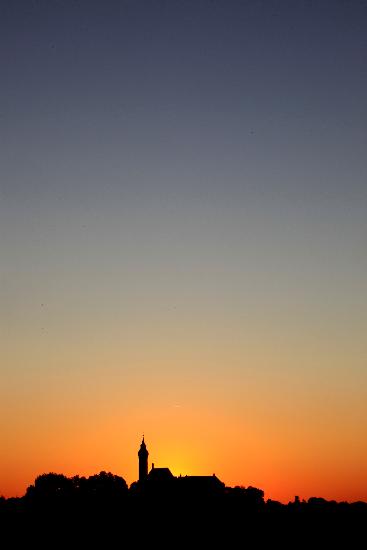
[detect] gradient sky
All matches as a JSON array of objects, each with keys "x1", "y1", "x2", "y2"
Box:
[{"x1": 1, "y1": 0, "x2": 367, "y2": 502}]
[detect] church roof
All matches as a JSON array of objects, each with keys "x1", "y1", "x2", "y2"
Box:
[
  {"x1": 148, "y1": 468, "x2": 174, "y2": 481},
  {"x1": 177, "y1": 475, "x2": 225, "y2": 492}
]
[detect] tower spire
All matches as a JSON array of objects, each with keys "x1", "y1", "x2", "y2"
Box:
[{"x1": 138, "y1": 436, "x2": 149, "y2": 481}]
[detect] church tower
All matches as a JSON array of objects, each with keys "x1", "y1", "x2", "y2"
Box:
[{"x1": 138, "y1": 436, "x2": 149, "y2": 481}]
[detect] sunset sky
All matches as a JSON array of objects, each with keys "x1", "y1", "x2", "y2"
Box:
[{"x1": 1, "y1": 0, "x2": 367, "y2": 503}]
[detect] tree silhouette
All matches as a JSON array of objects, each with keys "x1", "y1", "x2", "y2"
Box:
[
  {"x1": 78, "y1": 471, "x2": 128, "y2": 501},
  {"x1": 25, "y1": 473, "x2": 75, "y2": 503},
  {"x1": 24, "y1": 471, "x2": 128, "y2": 511},
  {"x1": 1, "y1": 468, "x2": 365, "y2": 547}
]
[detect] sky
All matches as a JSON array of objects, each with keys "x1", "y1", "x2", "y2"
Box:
[{"x1": 1, "y1": 0, "x2": 367, "y2": 503}]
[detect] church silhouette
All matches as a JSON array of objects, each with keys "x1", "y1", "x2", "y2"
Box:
[{"x1": 134, "y1": 437, "x2": 225, "y2": 496}]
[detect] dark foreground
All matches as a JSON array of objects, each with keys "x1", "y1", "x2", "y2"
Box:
[
  {"x1": 1, "y1": 473, "x2": 366, "y2": 546},
  {"x1": 2, "y1": 495, "x2": 366, "y2": 547}
]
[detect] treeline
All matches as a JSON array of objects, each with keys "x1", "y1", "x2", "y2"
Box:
[
  {"x1": 1, "y1": 471, "x2": 367, "y2": 512},
  {"x1": 1, "y1": 472, "x2": 366, "y2": 545}
]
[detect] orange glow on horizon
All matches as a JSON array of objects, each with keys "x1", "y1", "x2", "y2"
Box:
[
  {"x1": 2, "y1": 395, "x2": 367, "y2": 503},
  {"x1": 2, "y1": 310, "x2": 367, "y2": 503}
]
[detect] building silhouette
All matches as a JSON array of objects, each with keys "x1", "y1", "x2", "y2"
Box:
[
  {"x1": 136, "y1": 437, "x2": 225, "y2": 496},
  {"x1": 138, "y1": 436, "x2": 149, "y2": 481}
]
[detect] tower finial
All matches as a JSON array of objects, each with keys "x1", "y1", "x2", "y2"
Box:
[{"x1": 138, "y1": 434, "x2": 149, "y2": 481}]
